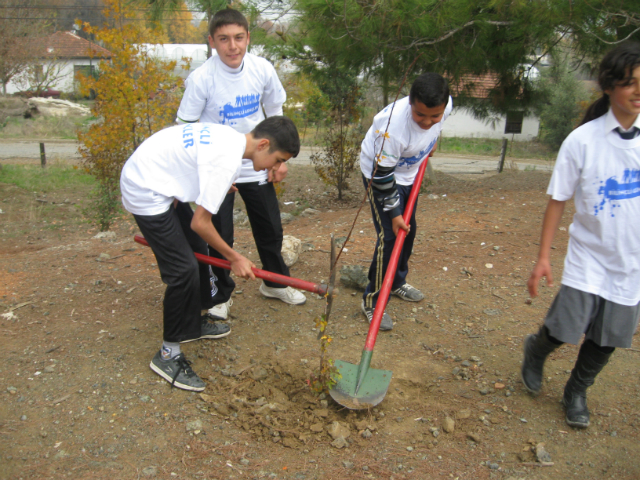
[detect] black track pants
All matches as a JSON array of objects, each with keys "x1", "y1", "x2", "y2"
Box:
[{"x1": 133, "y1": 202, "x2": 213, "y2": 343}]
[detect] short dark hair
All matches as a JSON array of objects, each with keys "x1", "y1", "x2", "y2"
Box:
[
  {"x1": 252, "y1": 116, "x2": 300, "y2": 158},
  {"x1": 209, "y1": 8, "x2": 249, "y2": 37},
  {"x1": 409, "y1": 73, "x2": 449, "y2": 108}
]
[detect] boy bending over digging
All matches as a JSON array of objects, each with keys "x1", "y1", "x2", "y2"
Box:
[{"x1": 120, "y1": 116, "x2": 299, "y2": 391}]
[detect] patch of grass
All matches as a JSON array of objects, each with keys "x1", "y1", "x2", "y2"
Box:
[
  {"x1": 438, "y1": 137, "x2": 557, "y2": 160},
  {"x1": 0, "y1": 113, "x2": 95, "y2": 139},
  {"x1": 290, "y1": 199, "x2": 311, "y2": 216},
  {"x1": 0, "y1": 164, "x2": 95, "y2": 193}
]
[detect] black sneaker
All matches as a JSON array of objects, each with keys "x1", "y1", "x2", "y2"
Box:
[
  {"x1": 361, "y1": 300, "x2": 393, "y2": 331},
  {"x1": 391, "y1": 283, "x2": 424, "y2": 302},
  {"x1": 181, "y1": 316, "x2": 231, "y2": 343},
  {"x1": 149, "y1": 351, "x2": 205, "y2": 391}
]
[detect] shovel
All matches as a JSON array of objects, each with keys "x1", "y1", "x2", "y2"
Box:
[
  {"x1": 329, "y1": 155, "x2": 431, "y2": 409},
  {"x1": 134, "y1": 234, "x2": 328, "y2": 296}
]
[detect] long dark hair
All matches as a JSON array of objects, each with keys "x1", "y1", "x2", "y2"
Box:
[{"x1": 580, "y1": 42, "x2": 640, "y2": 125}]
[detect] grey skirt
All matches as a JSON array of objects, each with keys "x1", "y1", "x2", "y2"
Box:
[{"x1": 544, "y1": 285, "x2": 640, "y2": 348}]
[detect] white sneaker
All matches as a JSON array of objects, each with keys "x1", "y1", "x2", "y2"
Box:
[
  {"x1": 259, "y1": 282, "x2": 307, "y2": 305},
  {"x1": 207, "y1": 299, "x2": 233, "y2": 320}
]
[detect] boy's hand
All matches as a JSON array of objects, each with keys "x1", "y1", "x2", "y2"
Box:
[
  {"x1": 527, "y1": 258, "x2": 553, "y2": 298},
  {"x1": 391, "y1": 215, "x2": 410, "y2": 236},
  {"x1": 228, "y1": 184, "x2": 238, "y2": 194},
  {"x1": 230, "y1": 254, "x2": 256, "y2": 280},
  {"x1": 268, "y1": 163, "x2": 288, "y2": 183}
]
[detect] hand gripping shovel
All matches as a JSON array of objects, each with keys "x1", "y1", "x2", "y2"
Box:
[
  {"x1": 329, "y1": 155, "x2": 430, "y2": 409},
  {"x1": 133, "y1": 234, "x2": 328, "y2": 296}
]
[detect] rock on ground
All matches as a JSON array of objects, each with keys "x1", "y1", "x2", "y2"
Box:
[
  {"x1": 28, "y1": 98, "x2": 91, "y2": 117},
  {"x1": 281, "y1": 235, "x2": 302, "y2": 266},
  {"x1": 339, "y1": 264, "x2": 369, "y2": 290},
  {"x1": 233, "y1": 209, "x2": 249, "y2": 226}
]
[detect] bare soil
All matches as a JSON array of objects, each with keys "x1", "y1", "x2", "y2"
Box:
[{"x1": 1, "y1": 162, "x2": 639, "y2": 480}]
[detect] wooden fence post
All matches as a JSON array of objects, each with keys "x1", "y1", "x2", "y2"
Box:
[
  {"x1": 497, "y1": 138, "x2": 508, "y2": 173},
  {"x1": 39, "y1": 143, "x2": 46, "y2": 168}
]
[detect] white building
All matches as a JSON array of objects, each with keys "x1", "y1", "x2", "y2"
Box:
[
  {"x1": 443, "y1": 110, "x2": 540, "y2": 141},
  {"x1": 444, "y1": 74, "x2": 540, "y2": 141},
  {"x1": 5, "y1": 31, "x2": 112, "y2": 95},
  {"x1": 137, "y1": 43, "x2": 209, "y2": 75}
]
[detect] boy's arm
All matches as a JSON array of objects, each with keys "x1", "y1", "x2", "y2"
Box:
[
  {"x1": 191, "y1": 205, "x2": 256, "y2": 280},
  {"x1": 527, "y1": 198, "x2": 566, "y2": 297},
  {"x1": 262, "y1": 63, "x2": 287, "y2": 182},
  {"x1": 176, "y1": 74, "x2": 207, "y2": 124},
  {"x1": 262, "y1": 62, "x2": 286, "y2": 118},
  {"x1": 369, "y1": 134, "x2": 410, "y2": 235}
]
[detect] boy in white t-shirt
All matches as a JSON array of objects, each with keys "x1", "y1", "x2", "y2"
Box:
[
  {"x1": 120, "y1": 116, "x2": 300, "y2": 391},
  {"x1": 176, "y1": 8, "x2": 305, "y2": 321},
  {"x1": 521, "y1": 43, "x2": 640, "y2": 428},
  {"x1": 360, "y1": 73, "x2": 452, "y2": 331}
]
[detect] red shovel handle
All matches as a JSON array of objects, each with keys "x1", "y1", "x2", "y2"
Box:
[
  {"x1": 134, "y1": 234, "x2": 328, "y2": 296},
  {"x1": 364, "y1": 155, "x2": 430, "y2": 351}
]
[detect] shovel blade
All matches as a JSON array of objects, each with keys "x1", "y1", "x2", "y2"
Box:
[{"x1": 329, "y1": 360, "x2": 392, "y2": 410}]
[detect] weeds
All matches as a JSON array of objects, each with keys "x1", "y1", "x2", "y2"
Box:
[
  {"x1": 0, "y1": 114, "x2": 95, "y2": 139},
  {"x1": 0, "y1": 164, "x2": 95, "y2": 193},
  {"x1": 85, "y1": 178, "x2": 122, "y2": 232},
  {"x1": 438, "y1": 137, "x2": 556, "y2": 160}
]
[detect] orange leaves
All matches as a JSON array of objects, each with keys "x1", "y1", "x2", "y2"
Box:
[{"x1": 77, "y1": 0, "x2": 188, "y2": 230}]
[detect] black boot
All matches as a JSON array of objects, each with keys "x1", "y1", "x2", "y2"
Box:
[
  {"x1": 521, "y1": 326, "x2": 562, "y2": 395},
  {"x1": 563, "y1": 340, "x2": 614, "y2": 428}
]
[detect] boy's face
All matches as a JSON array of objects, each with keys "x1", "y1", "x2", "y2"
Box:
[
  {"x1": 606, "y1": 65, "x2": 640, "y2": 128},
  {"x1": 209, "y1": 24, "x2": 250, "y2": 69},
  {"x1": 252, "y1": 141, "x2": 292, "y2": 172},
  {"x1": 410, "y1": 100, "x2": 446, "y2": 130}
]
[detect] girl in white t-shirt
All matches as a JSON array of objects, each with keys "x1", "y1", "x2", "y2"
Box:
[{"x1": 521, "y1": 42, "x2": 640, "y2": 429}]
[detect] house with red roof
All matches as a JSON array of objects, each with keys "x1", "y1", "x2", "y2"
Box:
[
  {"x1": 443, "y1": 72, "x2": 540, "y2": 141},
  {"x1": 6, "y1": 31, "x2": 112, "y2": 95}
]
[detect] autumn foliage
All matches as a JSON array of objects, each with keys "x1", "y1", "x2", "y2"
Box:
[{"x1": 77, "y1": 0, "x2": 190, "y2": 231}]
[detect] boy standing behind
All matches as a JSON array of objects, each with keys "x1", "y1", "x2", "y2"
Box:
[
  {"x1": 360, "y1": 73, "x2": 452, "y2": 331},
  {"x1": 177, "y1": 8, "x2": 305, "y2": 320}
]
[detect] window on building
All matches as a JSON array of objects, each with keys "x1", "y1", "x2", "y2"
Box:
[
  {"x1": 74, "y1": 65, "x2": 95, "y2": 81},
  {"x1": 504, "y1": 111, "x2": 524, "y2": 134},
  {"x1": 33, "y1": 65, "x2": 44, "y2": 82}
]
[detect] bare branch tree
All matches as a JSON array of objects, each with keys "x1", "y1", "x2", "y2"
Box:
[{"x1": 0, "y1": 0, "x2": 50, "y2": 95}]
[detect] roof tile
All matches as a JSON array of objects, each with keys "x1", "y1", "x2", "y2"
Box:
[{"x1": 41, "y1": 31, "x2": 112, "y2": 59}]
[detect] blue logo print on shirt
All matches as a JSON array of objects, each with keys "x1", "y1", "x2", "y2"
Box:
[
  {"x1": 220, "y1": 94, "x2": 261, "y2": 126},
  {"x1": 182, "y1": 123, "x2": 194, "y2": 148},
  {"x1": 182, "y1": 123, "x2": 211, "y2": 148},
  {"x1": 397, "y1": 138, "x2": 437, "y2": 169},
  {"x1": 594, "y1": 168, "x2": 640, "y2": 216}
]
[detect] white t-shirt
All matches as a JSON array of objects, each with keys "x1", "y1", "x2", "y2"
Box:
[
  {"x1": 176, "y1": 52, "x2": 286, "y2": 183},
  {"x1": 120, "y1": 123, "x2": 245, "y2": 216},
  {"x1": 360, "y1": 96, "x2": 453, "y2": 184},
  {"x1": 548, "y1": 109, "x2": 640, "y2": 306}
]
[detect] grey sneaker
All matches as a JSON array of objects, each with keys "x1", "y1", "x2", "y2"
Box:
[
  {"x1": 181, "y1": 316, "x2": 231, "y2": 343},
  {"x1": 149, "y1": 351, "x2": 205, "y2": 391},
  {"x1": 259, "y1": 282, "x2": 307, "y2": 305},
  {"x1": 391, "y1": 283, "x2": 424, "y2": 302},
  {"x1": 361, "y1": 300, "x2": 393, "y2": 331}
]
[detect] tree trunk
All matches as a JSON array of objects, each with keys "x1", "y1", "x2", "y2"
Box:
[{"x1": 382, "y1": 67, "x2": 389, "y2": 106}]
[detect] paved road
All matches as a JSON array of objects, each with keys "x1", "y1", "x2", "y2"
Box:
[{"x1": 0, "y1": 140, "x2": 554, "y2": 174}]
